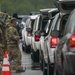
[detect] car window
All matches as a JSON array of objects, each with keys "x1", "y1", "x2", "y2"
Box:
[
  {"x1": 64, "y1": 9, "x2": 75, "y2": 35},
  {"x1": 60, "y1": 15, "x2": 69, "y2": 35},
  {"x1": 49, "y1": 13, "x2": 60, "y2": 35},
  {"x1": 33, "y1": 15, "x2": 41, "y2": 31},
  {"x1": 54, "y1": 15, "x2": 60, "y2": 30},
  {"x1": 44, "y1": 20, "x2": 51, "y2": 33},
  {"x1": 41, "y1": 17, "x2": 49, "y2": 31},
  {"x1": 22, "y1": 17, "x2": 29, "y2": 23},
  {"x1": 31, "y1": 20, "x2": 35, "y2": 32},
  {"x1": 38, "y1": 15, "x2": 42, "y2": 30},
  {"x1": 45, "y1": 20, "x2": 53, "y2": 35},
  {"x1": 26, "y1": 18, "x2": 31, "y2": 28}
]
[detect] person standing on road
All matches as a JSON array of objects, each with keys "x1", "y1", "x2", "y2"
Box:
[
  {"x1": 0, "y1": 12, "x2": 5, "y2": 65},
  {"x1": 1, "y1": 13, "x2": 10, "y2": 50},
  {"x1": 6, "y1": 18, "x2": 25, "y2": 73}
]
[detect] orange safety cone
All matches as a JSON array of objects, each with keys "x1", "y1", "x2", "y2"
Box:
[{"x1": 1, "y1": 50, "x2": 11, "y2": 75}]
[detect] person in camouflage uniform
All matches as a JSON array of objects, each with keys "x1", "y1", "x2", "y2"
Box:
[
  {"x1": 0, "y1": 28, "x2": 4, "y2": 62},
  {"x1": 6, "y1": 18, "x2": 25, "y2": 73},
  {"x1": 1, "y1": 13, "x2": 9, "y2": 49},
  {"x1": 0, "y1": 12, "x2": 5, "y2": 63}
]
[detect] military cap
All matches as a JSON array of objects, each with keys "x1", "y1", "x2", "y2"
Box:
[{"x1": 11, "y1": 18, "x2": 17, "y2": 23}]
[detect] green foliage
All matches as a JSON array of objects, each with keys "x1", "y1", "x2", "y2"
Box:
[{"x1": 0, "y1": 0, "x2": 55, "y2": 15}]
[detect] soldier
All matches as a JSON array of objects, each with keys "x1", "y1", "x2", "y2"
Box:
[
  {"x1": 1, "y1": 13, "x2": 9, "y2": 50},
  {"x1": 0, "y1": 28, "x2": 4, "y2": 64},
  {"x1": 6, "y1": 18, "x2": 25, "y2": 73},
  {"x1": 0, "y1": 12, "x2": 5, "y2": 65}
]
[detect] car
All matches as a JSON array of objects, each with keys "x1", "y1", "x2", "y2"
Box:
[
  {"x1": 54, "y1": 2, "x2": 75, "y2": 75},
  {"x1": 19, "y1": 16, "x2": 29, "y2": 39},
  {"x1": 22, "y1": 15, "x2": 39, "y2": 52},
  {"x1": 31, "y1": 8, "x2": 52, "y2": 62},
  {"x1": 42, "y1": 0, "x2": 75, "y2": 75},
  {"x1": 39, "y1": 8, "x2": 59, "y2": 71},
  {"x1": 44, "y1": 0, "x2": 75, "y2": 75},
  {"x1": 54, "y1": 9, "x2": 75, "y2": 75}
]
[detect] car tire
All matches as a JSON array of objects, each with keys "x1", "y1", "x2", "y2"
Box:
[
  {"x1": 47, "y1": 63, "x2": 54, "y2": 75},
  {"x1": 31, "y1": 49, "x2": 39, "y2": 62},
  {"x1": 22, "y1": 44, "x2": 25, "y2": 52},
  {"x1": 43, "y1": 60, "x2": 47, "y2": 75},
  {"x1": 25, "y1": 45, "x2": 31, "y2": 53}
]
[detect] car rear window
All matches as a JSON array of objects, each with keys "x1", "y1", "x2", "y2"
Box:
[
  {"x1": 61, "y1": 2, "x2": 75, "y2": 10},
  {"x1": 41, "y1": 17, "x2": 49, "y2": 30},
  {"x1": 64, "y1": 9, "x2": 75, "y2": 35},
  {"x1": 31, "y1": 20, "x2": 35, "y2": 32}
]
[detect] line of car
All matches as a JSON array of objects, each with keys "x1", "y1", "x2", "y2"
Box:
[{"x1": 17, "y1": 0, "x2": 75, "y2": 75}]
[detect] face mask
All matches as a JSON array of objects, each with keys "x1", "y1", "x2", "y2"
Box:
[{"x1": 1, "y1": 18, "x2": 5, "y2": 23}]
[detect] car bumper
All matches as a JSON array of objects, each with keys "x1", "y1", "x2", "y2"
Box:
[
  {"x1": 35, "y1": 42, "x2": 40, "y2": 50},
  {"x1": 48, "y1": 48, "x2": 56, "y2": 63},
  {"x1": 65, "y1": 52, "x2": 75, "y2": 74},
  {"x1": 27, "y1": 37, "x2": 32, "y2": 45}
]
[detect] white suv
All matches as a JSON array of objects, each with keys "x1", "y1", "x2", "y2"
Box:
[
  {"x1": 39, "y1": 8, "x2": 59, "y2": 71},
  {"x1": 22, "y1": 15, "x2": 38, "y2": 53},
  {"x1": 31, "y1": 8, "x2": 58, "y2": 62},
  {"x1": 43, "y1": 0, "x2": 74, "y2": 75}
]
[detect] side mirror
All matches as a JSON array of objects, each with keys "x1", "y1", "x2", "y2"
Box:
[
  {"x1": 51, "y1": 30, "x2": 59, "y2": 37},
  {"x1": 26, "y1": 28, "x2": 32, "y2": 32}
]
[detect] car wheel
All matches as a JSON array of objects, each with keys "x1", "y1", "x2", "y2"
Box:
[
  {"x1": 22, "y1": 44, "x2": 25, "y2": 52},
  {"x1": 25, "y1": 45, "x2": 31, "y2": 53},
  {"x1": 43, "y1": 60, "x2": 47, "y2": 75},
  {"x1": 47, "y1": 63, "x2": 54, "y2": 75},
  {"x1": 31, "y1": 49, "x2": 39, "y2": 62}
]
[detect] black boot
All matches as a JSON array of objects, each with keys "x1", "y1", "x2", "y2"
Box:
[{"x1": 16, "y1": 67, "x2": 26, "y2": 73}]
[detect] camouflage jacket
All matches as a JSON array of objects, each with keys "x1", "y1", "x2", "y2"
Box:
[
  {"x1": 0, "y1": 28, "x2": 4, "y2": 48},
  {"x1": 6, "y1": 24, "x2": 20, "y2": 46}
]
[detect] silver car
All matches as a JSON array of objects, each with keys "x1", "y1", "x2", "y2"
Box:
[{"x1": 54, "y1": 9, "x2": 75, "y2": 75}]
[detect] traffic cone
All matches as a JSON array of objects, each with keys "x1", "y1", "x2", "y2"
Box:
[{"x1": 1, "y1": 50, "x2": 11, "y2": 75}]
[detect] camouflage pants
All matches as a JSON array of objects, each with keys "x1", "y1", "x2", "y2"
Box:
[
  {"x1": 0, "y1": 48, "x2": 4, "y2": 62},
  {"x1": 7, "y1": 46, "x2": 22, "y2": 70}
]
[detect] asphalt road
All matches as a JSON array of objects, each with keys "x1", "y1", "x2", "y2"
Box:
[{"x1": 11, "y1": 43, "x2": 43, "y2": 75}]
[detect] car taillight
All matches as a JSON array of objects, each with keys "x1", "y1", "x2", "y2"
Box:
[
  {"x1": 69, "y1": 35, "x2": 75, "y2": 48},
  {"x1": 35, "y1": 36, "x2": 40, "y2": 41},
  {"x1": 50, "y1": 36, "x2": 58, "y2": 48},
  {"x1": 27, "y1": 32, "x2": 31, "y2": 36}
]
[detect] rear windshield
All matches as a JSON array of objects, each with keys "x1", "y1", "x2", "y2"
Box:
[
  {"x1": 41, "y1": 17, "x2": 49, "y2": 30},
  {"x1": 64, "y1": 9, "x2": 75, "y2": 35},
  {"x1": 61, "y1": 2, "x2": 75, "y2": 10},
  {"x1": 31, "y1": 20, "x2": 35, "y2": 32},
  {"x1": 59, "y1": 14, "x2": 69, "y2": 35}
]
